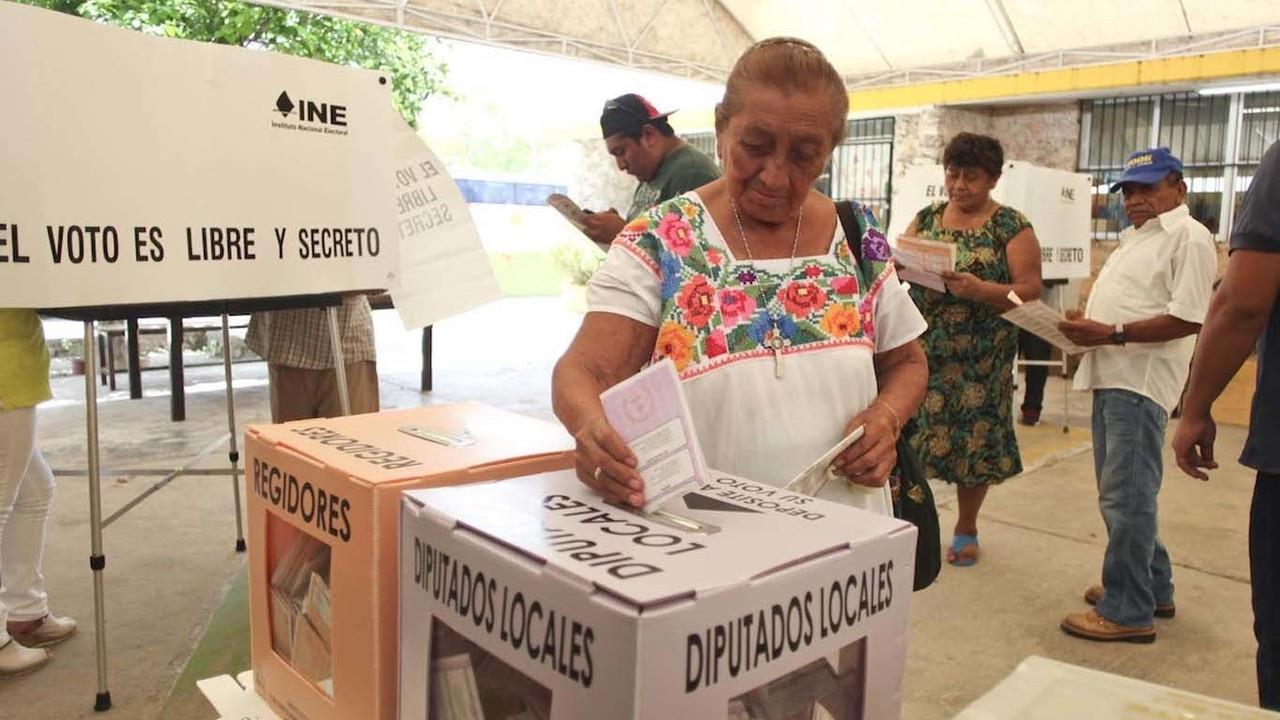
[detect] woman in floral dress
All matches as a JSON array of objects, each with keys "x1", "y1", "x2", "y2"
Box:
[
  {"x1": 904, "y1": 133, "x2": 1044, "y2": 565},
  {"x1": 552, "y1": 38, "x2": 928, "y2": 514}
]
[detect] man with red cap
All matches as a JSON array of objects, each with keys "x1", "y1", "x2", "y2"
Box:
[{"x1": 582, "y1": 93, "x2": 719, "y2": 248}]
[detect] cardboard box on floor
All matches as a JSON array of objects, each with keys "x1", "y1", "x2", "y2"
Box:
[
  {"x1": 245, "y1": 403, "x2": 574, "y2": 720},
  {"x1": 400, "y1": 469, "x2": 917, "y2": 720},
  {"x1": 956, "y1": 656, "x2": 1280, "y2": 718}
]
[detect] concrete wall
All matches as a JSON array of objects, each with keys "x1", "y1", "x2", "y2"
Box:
[
  {"x1": 989, "y1": 104, "x2": 1082, "y2": 171},
  {"x1": 891, "y1": 102, "x2": 1082, "y2": 191}
]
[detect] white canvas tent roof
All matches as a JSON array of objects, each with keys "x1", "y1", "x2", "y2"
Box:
[{"x1": 253, "y1": 0, "x2": 1280, "y2": 89}]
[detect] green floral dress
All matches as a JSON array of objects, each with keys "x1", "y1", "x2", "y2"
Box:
[{"x1": 906, "y1": 202, "x2": 1031, "y2": 487}]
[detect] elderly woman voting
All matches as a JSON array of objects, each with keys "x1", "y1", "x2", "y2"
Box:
[{"x1": 552, "y1": 38, "x2": 928, "y2": 515}]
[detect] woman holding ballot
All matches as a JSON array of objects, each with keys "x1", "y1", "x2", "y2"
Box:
[
  {"x1": 0, "y1": 310, "x2": 77, "y2": 676},
  {"x1": 902, "y1": 132, "x2": 1043, "y2": 566},
  {"x1": 553, "y1": 38, "x2": 928, "y2": 515}
]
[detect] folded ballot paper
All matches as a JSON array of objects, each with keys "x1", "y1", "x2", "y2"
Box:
[
  {"x1": 602, "y1": 359, "x2": 874, "y2": 513},
  {"x1": 893, "y1": 235, "x2": 956, "y2": 293},
  {"x1": 783, "y1": 426, "x2": 866, "y2": 497},
  {"x1": 268, "y1": 534, "x2": 334, "y2": 694},
  {"x1": 1001, "y1": 291, "x2": 1091, "y2": 355},
  {"x1": 600, "y1": 359, "x2": 709, "y2": 513}
]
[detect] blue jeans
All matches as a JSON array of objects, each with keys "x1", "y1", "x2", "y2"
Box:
[
  {"x1": 1252, "y1": 473, "x2": 1280, "y2": 709},
  {"x1": 1091, "y1": 389, "x2": 1174, "y2": 628}
]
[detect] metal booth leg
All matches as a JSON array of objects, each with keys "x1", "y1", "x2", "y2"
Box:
[
  {"x1": 83, "y1": 321, "x2": 112, "y2": 711},
  {"x1": 221, "y1": 315, "x2": 246, "y2": 552},
  {"x1": 326, "y1": 306, "x2": 351, "y2": 416}
]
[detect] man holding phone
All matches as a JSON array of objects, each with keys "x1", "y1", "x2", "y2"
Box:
[{"x1": 581, "y1": 94, "x2": 719, "y2": 248}]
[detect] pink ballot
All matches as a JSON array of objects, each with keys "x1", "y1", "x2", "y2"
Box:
[{"x1": 600, "y1": 359, "x2": 708, "y2": 512}]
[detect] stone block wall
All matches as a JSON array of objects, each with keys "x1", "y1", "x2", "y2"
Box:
[{"x1": 891, "y1": 102, "x2": 1081, "y2": 191}]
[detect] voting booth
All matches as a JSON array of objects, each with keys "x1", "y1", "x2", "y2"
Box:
[
  {"x1": 887, "y1": 162, "x2": 1092, "y2": 281},
  {"x1": 0, "y1": 3, "x2": 499, "y2": 709},
  {"x1": 888, "y1": 161, "x2": 1092, "y2": 431},
  {"x1": 400, "y1": 470, "x2": 917, "y2": 720}
]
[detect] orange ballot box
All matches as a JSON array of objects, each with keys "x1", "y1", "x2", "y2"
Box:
[{"x1": 245, "y1": 403, "x2": 574, "y2": 720}]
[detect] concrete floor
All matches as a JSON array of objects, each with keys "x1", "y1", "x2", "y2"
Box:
[{"x1": 0, "y1": 297, "x2": 1263, "y2": 718}]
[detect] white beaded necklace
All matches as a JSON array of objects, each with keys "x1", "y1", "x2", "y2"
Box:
[{"x1": 730, "y1": 198, "x2": 804, "y2": 379}]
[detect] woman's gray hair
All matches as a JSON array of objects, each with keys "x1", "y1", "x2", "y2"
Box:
[{"x1": 714, "y1": 37, "x2": 849, "y2": 146}]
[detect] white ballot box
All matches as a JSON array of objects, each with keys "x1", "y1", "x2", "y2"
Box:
[
  {"x1": 399, "y1": 469, "x2": 917, "y2": 720},
  {"x1": 955, "y1": 656, "x2": 1279, "y2": 719}
]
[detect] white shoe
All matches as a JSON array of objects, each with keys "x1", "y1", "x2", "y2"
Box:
[
  {"x1": 9, "y1": 615, "x2": 77, "y2": 649},
  {"x1": 0, "y1": 639, "x2": 50, "y2": 677}
]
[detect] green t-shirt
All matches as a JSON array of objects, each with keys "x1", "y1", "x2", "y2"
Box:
[
  {"x1": 626, "y1": 143, "x2": 720, "y2": 220},
  {"x1": 0, "y1": 309, "x2": 51, "y2": 410}
]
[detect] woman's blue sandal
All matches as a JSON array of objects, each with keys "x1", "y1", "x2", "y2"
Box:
[{"x1": 948, "y1": 534, "x2": 980, "y2": 567}]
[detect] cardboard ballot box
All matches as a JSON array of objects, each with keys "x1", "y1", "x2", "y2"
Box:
[
  {"x1": 245, "y1": 403, "x2": 574, "y2": 720},
  {"x1": 399, "y1": 469, "x2": 917, "y2": 720}
]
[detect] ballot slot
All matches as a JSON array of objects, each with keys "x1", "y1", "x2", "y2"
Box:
[{"x1": 399, "y1": 424, "x2": 477, "y2": 448}]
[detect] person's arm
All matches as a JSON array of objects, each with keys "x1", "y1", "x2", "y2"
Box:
[
  {"x1": 1059, "y1": 313, "x2": 1201, "y2": 347},
  {"x1": 552, "y1": 312, "x2": 658, "y2": 506},
  {"x1": 1173, "y1": 249, "x2": 1280, "y2": 478},
  {"x1": 1060, "y1": 231, "x2": 1216, "y2": 346},
  {"x1": 942, "y1": 226, "x2": 1043, "y2": 311},
  {"x1": 832, "y1": 340, "x2": 928, "y2": 486}
]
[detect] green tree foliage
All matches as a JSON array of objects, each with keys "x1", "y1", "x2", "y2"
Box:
[{"x1": 23, "y1": 0, "x2": 448, "y2": 127}]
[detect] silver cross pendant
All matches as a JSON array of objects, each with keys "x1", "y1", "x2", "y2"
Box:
[{"x1": 769, "y1": 334, "x2": 786, "y2": 378}]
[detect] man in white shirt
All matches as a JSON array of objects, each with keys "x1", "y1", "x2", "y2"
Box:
[{"x1": 1057, "y1": 147, "x2": 1217, "y2": 643}]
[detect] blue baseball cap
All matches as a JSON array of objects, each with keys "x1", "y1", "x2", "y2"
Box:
[{"x1": 1109, "y1": 147, "x2": 1183, "y2": 192}]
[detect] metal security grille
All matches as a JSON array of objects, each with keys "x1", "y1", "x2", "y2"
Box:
[
  {"x1": 683, "y1": 116, "x2": 896, "y2": 227},
  {"x1": 825, "y1": 117, "x2": 896, "y2": 227},
  {"x1": 1080, "y1": 90, "x2": 1280, "y2": 241},
  {"x1": 1236, "y1": 91, "x2": 1280, "y2": 218},
  {"x1": 683, "y1": 131, "x2": 717, "y2": 162}
]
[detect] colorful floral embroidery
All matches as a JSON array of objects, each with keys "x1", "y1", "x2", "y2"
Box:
[
  {"x1": 780, "y1": 281, "x2": 828, "y2": 318},
  {"x1": 622, "y1": 194, "x2": 893, "y2": 379},
  {"x1": 676, "y1": 275, "x2": 717, "y2": 327},
  {"x1": 705, "y1": 328, "x2": 728, "y2": 358},
  {"x1": 658, "y1": 212, "x2": 695, "y2": 257},
  {"x1": 831, "y1": 275, "x2": 859, "y2": 296},
  {"x1": 717, "y1": 288, "x2": 757, "y2": 327},
  {"x1": 656, "y1": 321, "x2": 697, "y2": 371},
  {"x1": 659, "y1": 253, "x2": 683, "y2": 300},
  {"x1": 820, "y1": 303, "x2": 861, "y2": 337}
]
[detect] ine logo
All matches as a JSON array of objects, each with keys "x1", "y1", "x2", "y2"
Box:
[
  {"x1": 274, "y1": 91, "x2": 295, "y2": 117},
  {"x1": 271, "y1": 91, "x2": 349, "y2": 134}
]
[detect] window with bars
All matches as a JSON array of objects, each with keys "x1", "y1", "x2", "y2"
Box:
[
  {"x1": 1080, "y1": 91, "x2": 1280, "y2": 241},
  {"x1": 681, "y1": 116, "x2": 896, "y2": 227},
  {"x1": 683, "y1": 131, "x2": 717, "y2": 162}
]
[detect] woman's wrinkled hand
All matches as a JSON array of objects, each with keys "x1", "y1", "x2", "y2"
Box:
[
  {"x1": 571, "y1": 414, "x2": 644, "y2": 507},
  {"x1": 830, "y1": 403, "x2": 899, "y2": 488}
]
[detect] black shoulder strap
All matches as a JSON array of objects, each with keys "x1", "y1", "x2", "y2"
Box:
[{"x1": 834, "y1": 200, "x2": 862, "y2": 266}]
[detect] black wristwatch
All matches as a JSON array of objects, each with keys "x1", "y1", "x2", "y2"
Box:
[{"x1": 1112, "y1": 322, "x2": 1126, "y2": 346}]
